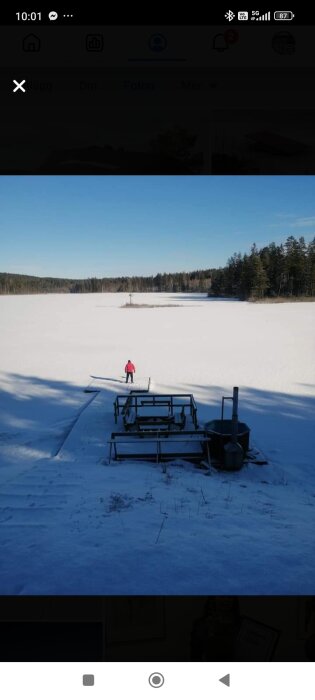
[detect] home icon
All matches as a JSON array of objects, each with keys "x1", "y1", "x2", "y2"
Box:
[{"x1": 23, "y1": 34, "x2": 41, "y2": 52}]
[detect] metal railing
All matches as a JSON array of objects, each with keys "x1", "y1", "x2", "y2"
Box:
[
  {"x1": 108, "y1": 430, "x2": 211, "y2": 468},
  {"x1": 114, "y1": 394, "x2": 171, "y2": 420},
  {"x1": 114, "y1": 393, "x2": 198, "y2": 428}
]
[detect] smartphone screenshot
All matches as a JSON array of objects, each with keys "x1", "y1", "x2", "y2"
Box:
[{"x1": 0, "y1": 8, "x2": 314, "y2": 697}]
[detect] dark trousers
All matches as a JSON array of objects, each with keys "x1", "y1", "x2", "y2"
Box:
[{"x1": 126, "y1": 372, "x2": 134, "y2": 383}]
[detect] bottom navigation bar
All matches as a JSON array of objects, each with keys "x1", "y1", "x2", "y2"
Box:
[{"x1": 0, "y1": 662, "x2": 312, "y2": 698}]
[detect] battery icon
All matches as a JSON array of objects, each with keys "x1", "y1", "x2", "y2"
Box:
[{"x1": 274, "y1": 11, "x2": 295, "y2": 20}]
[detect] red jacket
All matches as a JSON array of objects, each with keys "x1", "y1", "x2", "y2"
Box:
[{"x1": 125, "y1": 361, "x2": 135, "y2": 373}]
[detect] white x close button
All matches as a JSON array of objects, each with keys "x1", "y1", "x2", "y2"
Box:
[{"x1": 13, "y1": 79, "x2": 26, "y2": 93}]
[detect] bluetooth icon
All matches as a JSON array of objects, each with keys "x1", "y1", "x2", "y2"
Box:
[{"x1": 225, "y1": 10, "x2": 235, "y2": 21}]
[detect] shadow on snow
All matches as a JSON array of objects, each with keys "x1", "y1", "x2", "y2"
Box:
[{"x1": 0, "y1": 372, "x2": 313, "y2": 477}]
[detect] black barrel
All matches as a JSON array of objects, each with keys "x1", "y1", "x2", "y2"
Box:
[{"x1": 205, "y1": 419, "x2": 250, "y2": 461}]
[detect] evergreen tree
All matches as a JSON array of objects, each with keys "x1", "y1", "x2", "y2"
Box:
[
  {"x1": 250, "y1": 255, "x2": 269, "y2": 298},
  {"x1": 305, "y1": 237, "x2": 315, "y2": 296},
  {"x1": 284, "y1": 236, "x2": 307, "y2": 295}
]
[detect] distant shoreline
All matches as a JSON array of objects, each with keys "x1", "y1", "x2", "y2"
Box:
[
  {"x1": 0, "y1": 290, "x2": 314, "y2": 303},
  {"x1": 248, "y1": 296, "x2": 315, "y2": 303}
]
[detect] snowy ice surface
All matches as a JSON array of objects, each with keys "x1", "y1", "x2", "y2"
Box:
[{"x1": 0, "y1": 292, "x2": 314, "y2": 594}]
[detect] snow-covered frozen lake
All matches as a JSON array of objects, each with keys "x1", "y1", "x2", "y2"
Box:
[{"x1": 0, "y1": 292, "x2": 314, "y2": 594}]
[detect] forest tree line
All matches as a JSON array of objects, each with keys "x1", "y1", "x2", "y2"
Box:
[
  {"x1": 209, "y1": 236, "x2": 315, "y2": 299},
  {"x1": 0, "y1": 270, "x2": 213, "y2": 295},
  {"x1": 1, "y1": 235, "x2": 314, "y2": 299}
]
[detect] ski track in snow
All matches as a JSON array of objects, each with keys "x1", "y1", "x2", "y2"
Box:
[{"x1": 0, "y1": 292, "x2": 314, "y2": 594}]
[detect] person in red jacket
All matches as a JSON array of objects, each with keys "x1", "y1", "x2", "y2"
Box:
[{"x1": 125, "y1": 359, "x2": 136, "y2": 384}]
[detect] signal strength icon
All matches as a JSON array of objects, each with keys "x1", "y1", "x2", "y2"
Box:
[{"x1": 252, "y1": 11, "x2": 271, "y2": 20}]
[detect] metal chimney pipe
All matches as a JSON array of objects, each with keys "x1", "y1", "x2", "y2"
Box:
[
  {"x1": 231, "y1": 386, "x2": 239, "y2": 444},
  {"x1": 224, "y1": 385, "x2": 243, "y2": 470}
]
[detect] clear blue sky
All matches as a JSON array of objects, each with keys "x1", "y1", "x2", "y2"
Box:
[{"x1": 1, "y1": 176, "x2": 314, "y2": 278}]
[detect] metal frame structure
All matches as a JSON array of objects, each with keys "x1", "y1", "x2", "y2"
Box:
[
  {"x1": 108, "y1": 391, "x2": 211, "y2": 467},
  {"x1": 113, "y1": 393, "x2": 198, "y2": 429},
  {"x1": 108, "y1": 430, "x2": 211, "y2": 466}
]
